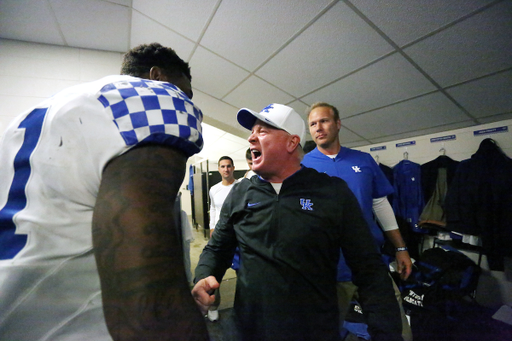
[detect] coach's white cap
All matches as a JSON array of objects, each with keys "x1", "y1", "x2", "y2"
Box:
[{"x1": 237, "y1": 103, "x2": 306, "y2": 146}]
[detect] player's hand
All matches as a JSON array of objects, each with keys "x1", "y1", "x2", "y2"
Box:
[
  {"x1": 191, "y1": 276, "x2": 220, "y2": 315},
  {"x1": 395, "y1": 251, "x2": 413, "y2": 280}
]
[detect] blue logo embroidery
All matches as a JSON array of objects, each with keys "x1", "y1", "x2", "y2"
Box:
[
  {"x1": 247, "y1": 202, "x2": 260, "y2": 208},
  {"x1": 300, "y1": 199, "x2": 313, "y2": 211},
  {"x1": 262, "y1": 104, "x2": 274, "y2": 113}
]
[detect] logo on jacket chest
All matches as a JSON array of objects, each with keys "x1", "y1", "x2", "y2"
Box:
[
  {"x1": 352, "y1": 166, "x2": 362, "y2": 173},
  {"x1": 300, "y1": 198, "x2": 314, "y2": 211}
]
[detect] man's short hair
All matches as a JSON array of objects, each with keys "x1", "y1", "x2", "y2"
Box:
[
  {"x1": 245, "y1": 148, "x2": 252, "y2": 161},
  {"x1": 218, "y1": 156, "x2": 234, "y2": 166},
  {"x1": 307, "y1": 102, "x2": 340, "y2": 121},
  {"x1": 120, "y1": 43, "x2": 191, "y2": 81}
]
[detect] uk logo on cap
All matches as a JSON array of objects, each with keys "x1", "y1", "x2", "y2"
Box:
[{"x1": 262, "y1": 104, "x2": 274, "y2": 112}]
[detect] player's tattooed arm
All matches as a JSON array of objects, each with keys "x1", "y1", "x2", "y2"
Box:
[{"x1": 92, "y1": 145, "x2": 208, "y2": 341}]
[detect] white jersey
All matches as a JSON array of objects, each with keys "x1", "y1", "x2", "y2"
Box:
[
  {"x1": 209, "y1": 181, "x2": 237, "y2": 230},
  {"x1": 0, "y1": 75, "x2": 203, "y2": 340}
]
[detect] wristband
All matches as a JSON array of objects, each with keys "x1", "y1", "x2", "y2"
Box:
[{"x1": 396, "y1": 246, "x2": 408, "y2": 252}]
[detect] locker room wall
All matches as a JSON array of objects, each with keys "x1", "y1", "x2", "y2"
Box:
[{"x1": 0, "y1": 39, "x2": 123, "y2": 136}]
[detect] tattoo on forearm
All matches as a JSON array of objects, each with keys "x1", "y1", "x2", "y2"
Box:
[{"x1": 92, "y1": 146, "x2": 208, "y2": 339}]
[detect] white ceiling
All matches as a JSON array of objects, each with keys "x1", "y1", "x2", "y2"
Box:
[{"x1": 1, "y1": 0, "x2": 511, "y2": 163}]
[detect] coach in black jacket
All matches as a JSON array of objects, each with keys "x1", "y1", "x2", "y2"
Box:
[{"x1": 192, "y1": 104, "x2": 401, "y2": 341}]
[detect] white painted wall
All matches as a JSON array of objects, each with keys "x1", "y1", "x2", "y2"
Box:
[{"x1": 0, "y1": 39, "x2": 124, "y2": 135}]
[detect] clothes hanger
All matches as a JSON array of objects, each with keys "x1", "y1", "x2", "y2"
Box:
[
  {"x1": 439, "y1": 143, "x2": 446, "y2": 156},
  {"x1": 403, "y1": 149, "x2": 409, "y2": 160}
]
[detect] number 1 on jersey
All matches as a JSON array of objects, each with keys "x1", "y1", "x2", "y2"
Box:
[{"x1": 0, "y1": 108, "x2": 48, "y2": 260}]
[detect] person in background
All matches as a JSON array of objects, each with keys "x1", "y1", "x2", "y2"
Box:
[
  {"x1": 207, "y1": 156, "x2": 237, "y2": 321},
  {"x1": 244, "y1": 148, "x2": 256, "y2": 179},
  {"x1": 181, "y1": 208, "x2": 195, "y2": 285},
  {"x1": 192, "y1": 103, "x2": 402, "y2": 341},
  {"x1": 303, "y1": 140, "x2": 317, "y2": 154},
  {"x1": 0, "y1": 43, "x2": 209, "y2": 341},
  {"x1": 302, "y1": 102, "x2": 412, "y2": 341}
]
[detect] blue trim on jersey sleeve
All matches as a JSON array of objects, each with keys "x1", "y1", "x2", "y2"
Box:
[
  {"x1": 97, "y1": 94, "x2": 109, "y2": 108},
  {"x1": 149, "y1": 124, "x2": 165, "y2": 134},
  {"x1": 140, "y1": 133, "x2": 203, "y2": 157},
  {"x1": 120, "y1": 130, "x2": 138, "y2": 146}
]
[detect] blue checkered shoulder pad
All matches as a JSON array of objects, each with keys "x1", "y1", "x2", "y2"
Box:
[{"x1": 97, "y1": 79, "x2": 203, "y2": 157}]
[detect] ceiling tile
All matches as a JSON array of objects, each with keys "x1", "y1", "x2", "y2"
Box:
[
  {"x1": 200, "y1": 0, "x2": 333, "y2": 71},
  {"x1": 190, "y1": 90, "x2": 241, "y2": 132},
  {"x1": 403, "y1": 1, "x2": 512, "y2": 87},
  {"x1": 256, "y1": 1, "x2": 394, "y2": 97},
  {"x1": 0, "y1": 0, "x2": 64, "y2": 46},
  {"x1": 447, "y1": 70, "x2": 512, "y2": 119},
  {"x1": 50, "y1": 0, "x2": 130, "y2": 52},
  {"x1": 341, "y1": 92, "x2": 470, "y2": 139},
  {"x1": 107, "y1": 0, "x2": 132, "y2": 5},
  {"x1": 130, "y1": 11, "x2": 196, "y2": 60},
  {"x1": 132, "y1": 0, "x2": 217, "y2": 41},
  {"x1": 189, "y1": 46, "x2": 250, "y2": 99},
  {"x1": 344, "y1": 140, "x2": 373, "y2": 149},
  {"x1": 338, "y1": 126, "x2": 365, "y2": 145},
  {"x1": 301, "y1": 53, "x2": 437, "y2": 118},
  {"x1": 477, "y1": 112, "x2": 512, "y2": 124},
  {"x1": 352, "y1": 0, "x2": 495, "y2": 46},
  {"x1": 223, "y1": 76, "x2": 295, "y2": 112},
  {"x1": 286, "y1": 100, "x2": 309, "y2": 117}
]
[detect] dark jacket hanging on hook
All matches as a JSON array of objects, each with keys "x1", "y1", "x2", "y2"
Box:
[
  {"x1": 445, "y1": 138, "x2": 512, "y2": 270},
  {"x1": 421, "y1": 155, "x2": 460, "y2": 204},
  {"x1": 418, "y1": 155, "x2": 459, "y2": 229},
  {"x1": 392, "y1": 159, "x2": 424, "y2": 232}
]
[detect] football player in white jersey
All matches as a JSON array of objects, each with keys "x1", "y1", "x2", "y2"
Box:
[{"x1": 0, "y1": 43, "x2": 209, "y2": 340}]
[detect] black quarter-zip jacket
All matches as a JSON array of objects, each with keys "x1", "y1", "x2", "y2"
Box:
[{"x1": 195, "y1": 167, "x2": 401, "y2": 341}]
